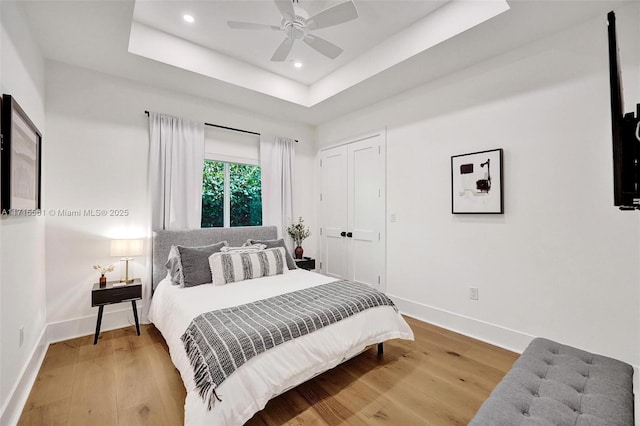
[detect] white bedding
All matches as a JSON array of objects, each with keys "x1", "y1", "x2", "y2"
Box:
[{"x1": 148, "y1": 269, "x2": 414, "y2": 425}]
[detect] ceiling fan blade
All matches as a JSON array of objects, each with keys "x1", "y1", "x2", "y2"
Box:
[
  {"x1": 228, "y1": 21, "x2": 281, "y2": 31},
  {"x1": 303, "y1": 35, "x2": 343, "y2": 59},
  {"x1": 271, "y1": 38, "x2": 294, "y2": 61},
  {"x1": 273, "y1": 0, "x2": 295, "y2": 20},
  {"x1": 307, "y1": 1, "x2": 358, "y2": 30}
]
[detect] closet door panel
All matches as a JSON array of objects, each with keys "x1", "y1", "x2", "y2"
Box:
[
  {"x1": 320, "y1": 146, "x2": 348, "y2": 279},
  {"x1": 348, "y1": 137, "x2": 384, "y2": 289}
]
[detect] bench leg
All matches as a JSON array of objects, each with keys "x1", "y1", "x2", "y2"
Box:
[{"x1": 377, "y1": 342, "x2": 384, "y2": 355}]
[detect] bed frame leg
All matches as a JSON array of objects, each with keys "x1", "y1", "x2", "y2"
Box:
[{"x1": 377, "y1": 342, "x2": 384, "y2": 356}]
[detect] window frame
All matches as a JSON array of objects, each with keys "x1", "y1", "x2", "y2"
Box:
[{"x1": 203, "y1": 154, "x2": 261, "y2": 228}]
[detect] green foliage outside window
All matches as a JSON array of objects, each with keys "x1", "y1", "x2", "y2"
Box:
[
  {"x1": 230, "y1": 163, "x2": 262, "y2": 226},
  {"x1": 201, "y1": 160, "x2": 262, "y2": 228},
  {"x1": 202, "y1": 161, "x2": 224, "y2": 227}
]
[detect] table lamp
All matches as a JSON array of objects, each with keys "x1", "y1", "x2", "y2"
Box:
[{"x1": 111, "y1": 239, "x2": 143, "y2": 283}]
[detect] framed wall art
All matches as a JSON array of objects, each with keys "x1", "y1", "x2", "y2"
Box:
[
  {"x1": 451, "y1": 148, "x2": 503, "y2": 214},
  {"x1": 1, "y1": 94, "x2": 42, "y2": 211}
]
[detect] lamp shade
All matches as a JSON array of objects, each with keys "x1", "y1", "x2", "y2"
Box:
[{"x1": 110, "y1": 239, "x2": 144, "y2": 257}]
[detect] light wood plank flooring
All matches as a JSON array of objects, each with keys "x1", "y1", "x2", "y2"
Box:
[{"x1": 19, "y1": 317, "x2": 517, "y2": 425}]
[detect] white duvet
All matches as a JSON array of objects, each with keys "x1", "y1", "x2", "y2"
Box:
[{"x1": 148, "y1": 269, "x2": 414, "y2": 425}]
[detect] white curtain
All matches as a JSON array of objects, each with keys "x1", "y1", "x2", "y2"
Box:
[
  {"x1": 260, "y1": 135, "x2": 295, "y2": 240},
  {"x1": 142, "y1": 112, "x2": 204, "y2": 322},
  {"x1": 148, "y1": 112, "x2": 205, "y2": 230}
]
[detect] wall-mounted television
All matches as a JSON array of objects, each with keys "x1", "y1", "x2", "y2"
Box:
[{"x1": 607, "y1": 11, "x2": 640, "y2": 210}]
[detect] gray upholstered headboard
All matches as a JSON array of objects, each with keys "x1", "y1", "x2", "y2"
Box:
[{"x1": 152, "y1": 226, "x2": 278, "y2": 290}]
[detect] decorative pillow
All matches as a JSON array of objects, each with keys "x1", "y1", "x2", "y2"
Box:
[
  {"x1": 220, "y1": 244, "x2": 266, "y2": 253},
  {"x1": 164, "y1": 245, "x2": 182, "y2": 285},
  {"x1": 175, "y1": 241, "x2": 228, "y2": 287},
  {"x1": 209, "y1": 247, "x2": 288, "y2": 286},
  {"x1": 246, "y1": 239, "x2": 298, "y2": 270}
]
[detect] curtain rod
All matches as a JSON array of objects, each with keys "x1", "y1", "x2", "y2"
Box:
[{"x1": 144, "y1": 111, "x2": 298, "y2": 142}]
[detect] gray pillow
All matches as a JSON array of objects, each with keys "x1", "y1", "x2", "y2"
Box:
[
  {"x1": 247, "y1": 239, "x2": 298, "y2": 270},
  {"x1": 175, "y1": 241, "x2": 228, "y2": 287}
]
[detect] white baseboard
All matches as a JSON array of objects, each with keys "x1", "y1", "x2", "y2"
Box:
[
  {"x1": 0, "y1": 306, "x2": 146, "y2": 425},
  {"x1": 3, "y1": 297, "x2": 638, "y2": 424},
  {"x1": 47, "y1": 305, "x2": 143, "y2": 344},
  {"x1": 0, "y1": 306, "x2": 143, "y2": 425},
  {"x1": 0, "y1": 326, "x2": 48, "y2": 426},
  {"x1": 392, "y1": 295, "x2": 640, "y2": 422},
  {"x1": 388, "y1": 293, "x2": 535, "y2": 354}
]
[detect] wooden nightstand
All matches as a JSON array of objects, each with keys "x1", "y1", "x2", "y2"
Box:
[
  {"x1": 91, "y1": 278, "x2": 142, "y2": 345},
  {"x1": 295, "y1": 257, "x2": 316, "y2": 271}
]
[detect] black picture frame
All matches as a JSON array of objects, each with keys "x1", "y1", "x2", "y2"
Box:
[
  {"x1": 1, "y1": 94, "x2": 42, "y2": 211},
  {"x1": 451, "y1": 148, "x2": 503, "y2": 214}
]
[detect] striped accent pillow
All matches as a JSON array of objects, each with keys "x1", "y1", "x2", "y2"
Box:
[{"x1": 209, "y1": 247, "x2": 288, "y2": 286}]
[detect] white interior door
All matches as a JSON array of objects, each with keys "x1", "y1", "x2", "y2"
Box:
[
  {"x1": 320, "y1": 146, "x2": 348, "y2": 279},
  {"x1": 320, "y1": 131, "x2": 385, "y2": 290},
  {"x1": 347, "y1": 136, "x2": 384, "y2": 289}
]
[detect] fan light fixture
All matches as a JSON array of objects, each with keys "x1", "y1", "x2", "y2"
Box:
[
  {"x1": 183, "y1": 14, "x2": 195, "y2": 23},
  {"x1": 227, "y1": 0, "x2": 359, "y2": 62},
  {"x1": 293, "y1": 61, "x2": 303, "y2": 68}
]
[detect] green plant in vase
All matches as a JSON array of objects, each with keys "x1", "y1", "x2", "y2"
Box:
[{"x1": 286, "y1": 217, "x2": 311, "y2": 259}]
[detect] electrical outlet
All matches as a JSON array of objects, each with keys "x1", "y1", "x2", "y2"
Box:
[
  {"x1": 469, "y1": 287, "x2": 479, "y2": 301},
  {"x1": 390, "y1": 213, "x2": 397, "y2": 222},
  {"x1": 19, "y1": 327, "x2": 24, "y2": 347}
]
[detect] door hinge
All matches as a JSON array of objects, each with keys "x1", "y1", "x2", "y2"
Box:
[
  {"x1": 320, "y1": 227, "x2": 323, "y2": 236},
  {"x1": 378, "y1": 232, "x2": 381, "y2": 241},
  {"x1": 320, "y1": 261, "x2": 323, "y2": 269},
  {"x1": 378, "y1": 145, "x2": 381, "y2": 154},
  {"x1": 379, "y1": 188, "x2": 381, "y2": 198},
  {"x1": 378, "y1": 276, "x2": 381, "y2": 284},
  {"x1": 320, "y1": 159, "x2": 323, "y2": 167},
  {"x1": 320, "y1": 193, "x2": 323, "y2": 202}
]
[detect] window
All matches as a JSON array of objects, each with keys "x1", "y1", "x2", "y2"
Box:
[{"x1": 202, "y1": 160, "x2": 262, "y2": 227}]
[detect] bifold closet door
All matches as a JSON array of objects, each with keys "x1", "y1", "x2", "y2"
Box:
[
  {"x1": 347, "y1": 137, "x2": 384, "y2": 289},
  {"x1": 320, "y1": 132, "x2": 385, "y2": 289},
  {"x1": 319, "y1": 145, "x2": 348, "y2": 279}
]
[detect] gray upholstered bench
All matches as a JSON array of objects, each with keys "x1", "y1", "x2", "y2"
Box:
[{"x1": 470, "y1": 338, "x2": 634, "y2": 426}]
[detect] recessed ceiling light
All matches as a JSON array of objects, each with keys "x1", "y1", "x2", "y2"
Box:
[
  {"x1": 293, "y1": 62, "x2": 303, "y2": 68},
  {"x1": 183, "y1": 14, "x2": 195, "y2": 23}
]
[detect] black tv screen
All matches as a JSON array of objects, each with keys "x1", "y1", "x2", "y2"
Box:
[{"x1": 607, "y1": 11, "x2": 640, "y2": 209}]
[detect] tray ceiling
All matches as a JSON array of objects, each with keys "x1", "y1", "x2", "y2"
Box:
[{"x1": 128, "y1": 0, "x2": 510, "y2": 107}]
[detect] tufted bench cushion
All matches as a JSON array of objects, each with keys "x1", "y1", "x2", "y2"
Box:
[{"x1": 470, "y1": 338, "x2": 634, "y2": 426}]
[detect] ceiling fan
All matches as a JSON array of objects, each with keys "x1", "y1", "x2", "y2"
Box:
[{"x1": 227, "y1": 0, "x2": 359, "y2": 62}]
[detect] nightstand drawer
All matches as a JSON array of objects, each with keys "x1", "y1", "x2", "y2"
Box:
[
  {"x1": 295, "y1": 257, "x2": 315, "y2": 271},
  {"x1": 92, "y1": 284, "x2": 141, "y2": 306}
]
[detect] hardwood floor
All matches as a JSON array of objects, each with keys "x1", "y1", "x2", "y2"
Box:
[{"x1": 19, "y1": 317, "x2": 517, "y2": 425}]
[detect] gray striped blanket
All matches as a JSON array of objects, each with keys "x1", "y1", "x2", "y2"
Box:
[{"x1": 181, "y1": 280, "x2": 397, "y2": 409}]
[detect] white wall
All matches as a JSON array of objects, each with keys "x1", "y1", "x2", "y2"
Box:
[
  {"x1": 43, "y1": 61, "x2": 317, "y2": 340},
  {"x1": 0, "y1": 0, "x2": 46, "y2": 421},
  {"x1": 318, "y1": 4, "x2": 640, "y2": 367}
]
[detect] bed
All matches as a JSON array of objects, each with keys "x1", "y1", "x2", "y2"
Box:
[{"x1": 148, "y1": 226, "x2": 414, "y2": 425}]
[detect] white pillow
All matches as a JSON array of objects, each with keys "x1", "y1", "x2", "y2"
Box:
[
  {"x1": 209, "y1": 247, "x2": 288, "y2": 286},
  {"x1": 219, "y1": 244, "x2": 266, "y2": 254}
]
